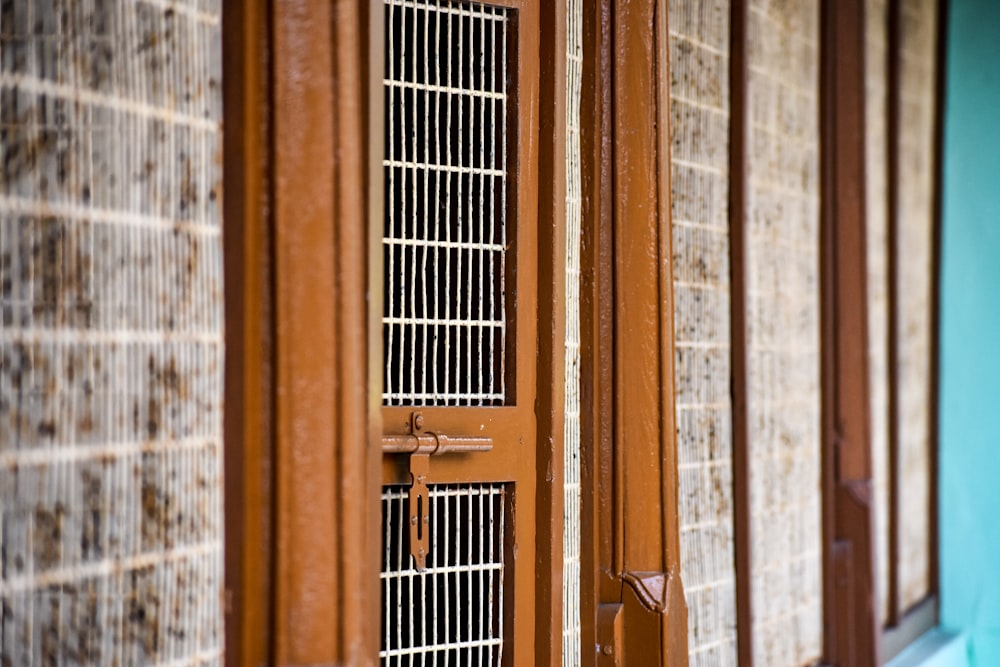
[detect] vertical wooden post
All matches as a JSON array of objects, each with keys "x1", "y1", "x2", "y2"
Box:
[
  {"x1": 537, "y1": 0, "x2": 570, "y2": 663},
  {"x1": 610, "y1": 0, "x2": 688, "y2": 662},
  {"x1": 270, "y1": 0, "x2": 381, "y2": 663},
  {"x1": 820, "y1": 0, "x2": 878, "y2": 663},
  {"x1": 727, "y1": 1, "x2": 754, "y2": 664},
  {"x1": 222, "y1": 0, "x2": 274, "y2": 663}
]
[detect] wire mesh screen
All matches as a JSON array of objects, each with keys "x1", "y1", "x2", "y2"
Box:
[
  {"x1": 745, "y1": 1, "x2": 823, "y2": 664},
  {"x1": 381, "y1": 484, "x2": 507, "y2": 666},
  {"x1": 668, "y1": 1, "x2": 739, "y2": 664},
  {"x1": 382, "y1": 0, "x2": 512, "y2": 407}
]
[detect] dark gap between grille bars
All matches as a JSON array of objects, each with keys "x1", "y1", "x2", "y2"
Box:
[
  {"x1": 382, "y1": 0, "x2": 513, "y2": 407},
  {"x1": 380, "y1": 484, "x2": 507, "y2": 665}
]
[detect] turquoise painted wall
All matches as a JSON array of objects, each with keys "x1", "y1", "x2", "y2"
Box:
[{"x1": 939, "y1": 1, "x2": 1000, "y2": 665}]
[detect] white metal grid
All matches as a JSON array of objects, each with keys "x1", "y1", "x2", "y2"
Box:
[
  {"x1": 562, "y1": 0, "x2": 583, "y2": 667},
  {"x1": 561, "y1": 0, "x2": 583, "y2": 663},
  {"x1": 380, "y1": 484, "x2": 506, "y2": 666},
  {"x1": 382, "y1": 0, "x2": 511, "y2": 407}
]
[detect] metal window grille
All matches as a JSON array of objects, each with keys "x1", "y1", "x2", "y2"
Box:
[
  {"x1": 382, "y1": 0, "x2": 512, "y2": 407},
  {"x1": 380, "y1": 484, "x2": 506, "y2": 666}
]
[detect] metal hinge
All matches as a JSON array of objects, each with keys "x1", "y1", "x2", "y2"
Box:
[{"x1": 382, "y1": 411, "x2": 492, "y2": 570}]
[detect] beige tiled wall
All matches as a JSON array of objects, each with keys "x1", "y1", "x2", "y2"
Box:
[
  {"x1": 0, "y1": 2, "x2": 224, "y2": 663},
  {"x1": 745, "y1": 1, "x2": 824, "y2": 664},
  {"x1": 668, "y1": 1, "x2": 739, "y2": 665},
  {"x1": 896, "y1": 0, "x2": 938, "y2": 613},
  {"x1": 866, "y1": 0, "x2": 893, "y2": 627}
]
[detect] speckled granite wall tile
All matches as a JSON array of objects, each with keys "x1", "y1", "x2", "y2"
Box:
[
  {"x1": 865, "y1": 0, "x2": 892, "y2": 626},
  {"x1": 896, "y1": 0, "x2": 937, "y2": 614},
  {"x1": 669, "y1": 1, "x2": 738, "y2": 664},
  {"x1": 0, "y1": 1, "x2": 223, "y2": 664},
  {"x1": 746, "y1": 1, "x2": 823, "y2": 665}
]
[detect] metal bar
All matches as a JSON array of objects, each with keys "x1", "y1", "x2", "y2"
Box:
[{"x1": 380, "y1": 433, "x2": 493, "y2": 454}]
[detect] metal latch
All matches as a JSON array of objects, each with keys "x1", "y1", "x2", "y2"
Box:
[{"x1": 382, "y1": 412, "x2": 492, "y2": 569}]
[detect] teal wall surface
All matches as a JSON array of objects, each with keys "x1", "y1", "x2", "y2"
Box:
[{"x1": 939, "y1": 0, "x2": 1000, "y2": 664}]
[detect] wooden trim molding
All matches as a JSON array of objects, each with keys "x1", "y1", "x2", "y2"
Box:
[
  {"x1": 270, "y1": 0, "x2": 381, "y2": 663},
  {"x1": 885, "y1": 0, "x2": 903, "y2": 627},
  {"x1": 590, "y1": 0, "x2": 689, "y2": 662},
  {"x1": 820, "y1": 0, "x2": 878, "y2": 664},
  {"x1": 222, "y1": 0, "x2": 274, "y2": 664},
  {"x1": 727, "y1": 0, "x2": 753, "y2": 664},
  {"x1": 537, "y1": 0, "x2": 570, "y2": 663},
  {"x1": 580, "y1": 0, "x2": 614, "y2": 662}
]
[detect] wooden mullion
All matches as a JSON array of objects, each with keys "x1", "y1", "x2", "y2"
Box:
[
  {"x1": 885, "y1": 0, "x2": 902, "y2": 630},
  {"x1": 270, "y1": 0, "x2": 380, "y2": 663},
  {"x1": 221, "y1": 0, "x2": 274, "y2": 663},
  {"x1": 536, "y1": 0, "x2": 570, "y2": 662},
  {"x1": 579, "y1": 0, "x2": 615, "y2": 662},
  {"x1": 820, "y1": 0, "x2": 879, "y2": 663},
  {"x1": 728, "y1": 0, "x2": 753, "y2": 665}
]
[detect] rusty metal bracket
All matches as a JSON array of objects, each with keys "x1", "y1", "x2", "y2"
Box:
[{"x1": 381, "y1": 412, "x2": 492, "y2": 569}]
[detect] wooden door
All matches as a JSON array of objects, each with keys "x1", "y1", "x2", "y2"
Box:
[{"x1": 375, "y1": 1, "x2": 540, "y2": 665}]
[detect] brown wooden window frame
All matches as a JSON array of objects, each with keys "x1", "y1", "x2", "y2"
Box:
[
  {"x1": 878, "y1": 0, "x2": 948, "y2": 662},
  {"x1": 727, "y1": 0, "x2": 947, "y2": 665},
  {"x1": 815, "y1": 0, "x2": 948, "y2": 664}
]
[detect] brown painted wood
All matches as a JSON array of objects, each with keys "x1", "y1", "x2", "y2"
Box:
[
  {"x1": 580, "y1": 0, "x2": 615, "y2": 661},
  {"x1": 272, "y1": 0, "x2": 339, "y2": 658},
  {"x1": 580, "y1": 0, "x2": 688, "y2": 661},
  {"x1": 610, "y1": 0, "x2": 688, "y2": 661},
  {"x1": 222, "y1": 0, "x2": 274, "y2": 664},
  {"x1": 537, "y1": 0, "x2": 569, "y2": 662},
  {"x1": 886, "y1": 0, "x2": 903, "y2": 629},
  {"x1": 819, "y1": 0, "x2": 879, "y2": 663},
  {"x1": 727, "y1": 1, "x2": 753, "y2": 665},
  {"x1": 612, "y1": 0, "x2": 662, "y2": 577},
  {"x1": 271, "y1": 0, "x2": 380, "y2": 663},
  {"x1": 377, "y1": 2, "x2": 543, "y2": 664}
]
